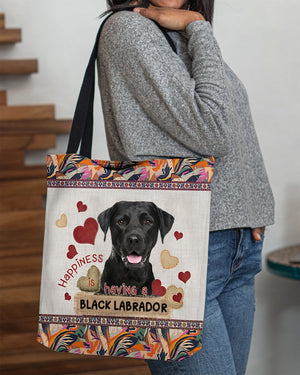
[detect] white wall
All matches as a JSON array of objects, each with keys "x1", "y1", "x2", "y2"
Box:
[{"x1": 1, "y1": 1, "x2": 299, "y2": 374}]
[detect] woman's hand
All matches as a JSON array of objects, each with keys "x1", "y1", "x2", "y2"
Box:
[
  {"x1": 133, "y1": 4, "x2": 205, "y2": 31},
  {"x1": 252, "y1": 227, "x2": 265, "y2": 241}
]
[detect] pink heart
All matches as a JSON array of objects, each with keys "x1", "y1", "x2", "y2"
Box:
[
  {"x1": 67, "y1": 245, "x2": 78, "y2": 259},
  {"x1": 73, "y1": 218, "x2": 98, "y2": 245},
  {"x1": 174, "y1": 231, "x2": 183, "y2": 240},
  {"x1": 178, "y1": 271, "x2": 191, "y2": 283},
  {"x1": 77, "y1": 201, "x2": 87, "y2": 212},
  {"x1": 152, "y1": 279, "x2": 166, "y2": 297},
  {"x1": 65, "y1": 293, "x2": 71, "y2": 301}
]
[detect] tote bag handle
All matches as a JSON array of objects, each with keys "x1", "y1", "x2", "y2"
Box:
[{"x1": 66, "y1": 10, "x2": 177, "y2": 159}]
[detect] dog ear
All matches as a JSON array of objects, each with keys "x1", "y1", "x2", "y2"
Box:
[
  {"x1": 156, "y1": 207, "x2": 174, "y2": 243},
  {"x1": 97, "y1": 207, "x2": 112, "y2": 241}
]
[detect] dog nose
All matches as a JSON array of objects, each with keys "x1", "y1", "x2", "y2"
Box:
[{"x1": 126, "y1": 235, "x2": 142, "y2": 250}]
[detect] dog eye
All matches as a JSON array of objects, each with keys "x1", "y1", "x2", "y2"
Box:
[
  {"x1": 117, "y1": 219, "x2": 126, "y2": 225},
  {"x1": 144, "y1": 219, "x2": 153, "y2": 226}
]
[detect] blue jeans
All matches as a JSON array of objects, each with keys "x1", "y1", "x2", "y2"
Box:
[{"x1": 147, "y1": 227, "x2": 264, "y2": 375}]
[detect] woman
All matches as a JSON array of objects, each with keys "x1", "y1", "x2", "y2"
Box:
[{"x1": 97, "y1": 1, "x2": 275, "y2": 374}]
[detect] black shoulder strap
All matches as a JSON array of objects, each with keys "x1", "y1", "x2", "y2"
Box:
[{"x1": 66, "y1": 11, "x2": 177, "y2": 158}]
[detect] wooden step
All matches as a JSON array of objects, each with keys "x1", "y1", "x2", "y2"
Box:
[
  {"x1": 0, "y1": 170, "x2": 46, "y2": 209},
  {"x1": 0, "y1": 209, "x2": 45, "y2": 232},
  {"x1": 0, "y1": 230, "x2": 44, "y2": 249},
  {"x1": 0, "y1": 59, "x2": 38, "y2": 75},
  {"x1": 0, "y1": 351, "x2": 71, "y2": 368},
  {"x1": 0, "y1": 119, "x2": 72, "y2": 135},
  {"x1": 0, "y1": 14, "x2": 5, "y2": 29},
  {"x1": 0, "y1": 301, "x2": 38, "y2": 323},
  {"x1": 0, "y1": 255, "x2": 42, "y2": 275},
  {"x1": 0, "y1": 195, "x2": 44, "y2": 211},
  {"x1": 0, "y1": 285, "x2": 40, "y2": 304},
  {"x1": 0, "y1": 332, "x2": 40, "y2": 353},
  {"x1": 0, "y1": 28, "x2": 21, "y2": 43},
  {"x1": 0, "y1": 236, "x2": 44, "y2": 254},
  {"x1": 0, "y1": 104, "x2": 55, "y2": 121},
  {"x1": 0, "y1": 316, "x2": 37, "y2": 334},
  {"x1": 0, "y1": 244, "x2": 43, "y2": 258},
  {"x1": 0, "y1": 352, "x2": 149, "y2": 372},
  {"x1": 0, "y1": 166, "x2": 46, "y2": 180},
  {"x1": 0, "y1": 179, "x2": 46, "y2": 199},
  {"x1": 1, "y1": 361, "x2": 150, "y2": 375},
  {"x1": 0, "y1": 134, "x2": 56, "y2": 151},
  {"x1": 0, "y1": 272, "x2": 41, "y2": 289},
  {"x1": 0, "y1": 150, "x2": 25, "y2": 169},
  {"x1": 0, "y1": 90, "x2": 7, "y2": 105}
]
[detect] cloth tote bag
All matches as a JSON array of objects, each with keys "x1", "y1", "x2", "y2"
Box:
[{"x1": 37, "y1": 12, "x2": 215, "y2": 361}]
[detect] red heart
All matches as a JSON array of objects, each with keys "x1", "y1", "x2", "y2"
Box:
[
  {"x1": 173, "y1": 293, "x2": 183, "y2": 303},
  {"x1": 152, "y1": 279, "x2": 166, "y2": 297},
  {"x1": 65, "y1": 293, "x2": 71, "y2": 301},
  {"x1": 73, "y1": 218, "x2": 98, "y2": 245},
  {"x1": 67, "y1": 245, "x2": 78, "y2": 259},
  {"x1": 174, "y1": 231, "x2": 183, "y2": 240},
  {"x1": 178, "y1": 271, "x2": 191, "y2": 284},
  {"x1": 77, "y1": 201, "x2": 87, "y2": 212}
]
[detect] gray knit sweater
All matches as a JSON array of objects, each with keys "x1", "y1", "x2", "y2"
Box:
[{"x1": 97, "y1": 10, "x2": 275, "y2": 231}]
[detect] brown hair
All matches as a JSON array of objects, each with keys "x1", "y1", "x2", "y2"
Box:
[{"x1": 100, "y1": 0, "x2": 215, "y2": 25}]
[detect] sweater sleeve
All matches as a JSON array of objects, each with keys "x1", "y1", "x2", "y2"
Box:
[{"x1": 98, "y1": 11, "x2": 231, "y2": 157}]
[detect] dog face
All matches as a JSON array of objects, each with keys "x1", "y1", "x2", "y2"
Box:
[{"x1": 98, "y1": 201, "x2": 174, "y2": 269}]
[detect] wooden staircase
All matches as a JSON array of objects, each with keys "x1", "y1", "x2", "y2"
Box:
[{"x1": 0, "y1": 12, "x2": 150, "y2": 375}]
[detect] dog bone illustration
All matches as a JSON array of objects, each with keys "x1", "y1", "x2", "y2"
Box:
[
  {"x1": 77, "y1": 265, "x2": 101, "y2": 292},
  {"x1": 160, "y1": 249, "x2": 179, "y2": 269},
  {"x1": 56, "y1": 214, "x2": 67, "y2": 228},
  {"x1": 165, "y1": 285, "x2": 184, "y2": 309}
]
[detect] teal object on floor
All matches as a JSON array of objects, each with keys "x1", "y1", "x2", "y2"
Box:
[{"x1": 266, "y1": 245, "x2": 300, "y2": 280}]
